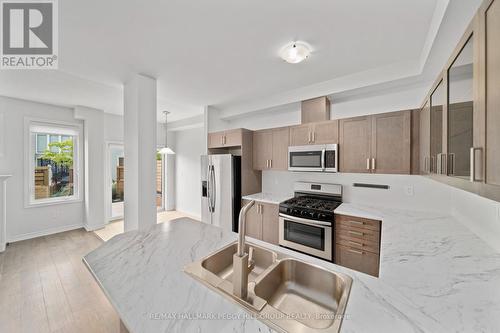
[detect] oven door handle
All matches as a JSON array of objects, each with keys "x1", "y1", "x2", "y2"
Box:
[{"x1": 279, "y1": 213, "x2": 332, "y2": 227}]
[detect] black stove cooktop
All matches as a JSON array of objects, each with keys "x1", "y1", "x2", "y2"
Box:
[{"x1": 279, "y1": 195, "x2": 341, "y2": 222}]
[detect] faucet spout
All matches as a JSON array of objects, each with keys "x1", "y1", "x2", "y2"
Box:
[
  {"x1": 237, "y1": 200, "x2": 255, "y2": 256},
  {"x1": 233, "y1": 200, "x2": 255, "y2": 299}
]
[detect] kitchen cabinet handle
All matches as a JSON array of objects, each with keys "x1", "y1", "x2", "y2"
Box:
[
  {"x1": 347, "y1": 249, "x2": 364, "y2": 255},
  {"x1": 366, "y1": 158, "x2": 370, "y2": 170},
  {"x1": 349, "y1": 220, "x2": 364, "y2": 226},
  {"x1": 371, "y1": 158, "x2": 376, "y2": 170},
  {"x1": 270, "y1": 159, "x2": 272, "y2": 169},
  {"x1": 224, "y1": 135, "x2": 226, "y2": 145},
  {"x1": 470, "y1": 147, "x2": 483, "y2": 182},
  {"x1": 312, "y1": 131, "x2": 315, "y2": 143},
  {"x1": 348, "y1": 230, "x2": 364, "y2": 237},
  {"x1": 308, "y1": 132, "x2": 311, "y2": 143},
  {"x1": 348, "y1": 241, "x2": 364, "y2": 247}
]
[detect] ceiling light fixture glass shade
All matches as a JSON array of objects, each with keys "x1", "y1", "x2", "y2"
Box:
[
  {"x1": 160, "y1": 111, "x2": 175, "y2": 155},
  {"x1": 280, "y1": 42, "x2": 311, "y2": 64}
]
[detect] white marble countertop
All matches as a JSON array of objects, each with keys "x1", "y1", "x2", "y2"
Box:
[
  {"x1": 334, "y1": 203, "x2": 383, "y2": 221},
  {"x1": 84, "y1": 206, "x2": 500, "y2": 333},
  {"x1": 242, "y1": 192, "x2": 292, "y2": 205}
]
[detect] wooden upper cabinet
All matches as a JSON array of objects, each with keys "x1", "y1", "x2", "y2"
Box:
[
  {"x1": 271, "y1": 127, "x2": 290, "y2": 170},
  {"x1": 253, "y1": 130, "x2": 273, "y2": 170},
  {"x1": 313, "y1": 120, "x2": 339, "y2": 144},
  {"x1": 301, "y1": 97, "x2": 331, "y2": 123},
  {"x1": 289, "y1": 120, "x2": 338, "y2": 146},
  {"x1": 485, "y1": 0, "x2": 500, "y2": 188},
  {"x1": 208, "y1": 131, "x2": 225, "y2": 148},
  {"x1": 223, "y1": 129, "x2": 243, "y2": 147},
  {"x1": 339, "y1": 116, "x2": 372, "y2": 173},
  {"x1": 261, "y1": 203, "x2": 279, "y2": 245},
  {"x1": 289, "y1": 124, "x2": 311, "y2": 146},
  {"x1": 371, "y1": 111, "x2": 411, "y2": 174},
  {"x1": 253, "y1": 127, "x2": 289, "y2": 171},
  {"x1": 208, "y1": 129, "x2": 242, "y2": 149}
]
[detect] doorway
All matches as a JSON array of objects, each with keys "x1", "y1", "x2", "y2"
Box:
[{"x1": 106, "y1": 143, "x2": 166, "y2": 222}]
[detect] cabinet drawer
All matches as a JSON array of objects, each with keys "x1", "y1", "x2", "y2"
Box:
[
  {"x1": 336, "y1": 224, "x2": 380, "y2": 243},
  {"x1": 335, "y1": 244, "x2": 379, "y2": 277},
  {"x1": 335, "y1": 214, "x2": 380, "y2": 231},
  {"x1": 336, "y1": 235, "x2": 380, "y2": 254}
]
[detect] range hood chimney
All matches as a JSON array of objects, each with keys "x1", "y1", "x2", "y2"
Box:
[{"x1": 301, "y1": 96, "x2": 331, "y2": 124}]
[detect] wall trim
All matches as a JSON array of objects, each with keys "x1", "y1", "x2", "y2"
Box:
[
  {"x1": 83, "y1": 223, "x2": 106, "y2": 232},
  {"x1": 7, "y1": 223, "x2": 84, "y2": 243}
]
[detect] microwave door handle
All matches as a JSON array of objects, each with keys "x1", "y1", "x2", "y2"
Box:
[{"x1": 321, "y1": 149, "x2": 326, "y2": 171}]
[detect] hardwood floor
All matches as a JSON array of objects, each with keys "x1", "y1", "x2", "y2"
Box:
[
  {"x1": 94, "y1": 210, "x2": 197, "y2": 241},
  {"x1": 0, "y1": 229, "x2": 119, "y2": 333}
]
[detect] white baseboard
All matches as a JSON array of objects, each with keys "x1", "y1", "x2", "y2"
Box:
[
  {"x1": 7, "y1": 223, "x2": 84, "y2": 243},
  {"x1": 83, "y1": 223, "x2": 106, "y2": 232}
]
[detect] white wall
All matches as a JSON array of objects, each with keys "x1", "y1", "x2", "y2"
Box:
[
  {"x1": 0, "y1": 96, "x2": 85, "y2": 241},
  {"x1": 174, "y1": 127, "x2": 204, "y2": 219}
]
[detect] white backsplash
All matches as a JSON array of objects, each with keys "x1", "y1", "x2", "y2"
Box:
[
  {"x1": 262, "y1": 170, "x2": 500, "y2": 252},
  {"x1": 262, "y1": 170, "x2": 452, "y2": 213}
]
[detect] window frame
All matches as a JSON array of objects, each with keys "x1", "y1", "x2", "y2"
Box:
[{"x1": 24, "y1": 118, "x2": 83, "y2": 208}]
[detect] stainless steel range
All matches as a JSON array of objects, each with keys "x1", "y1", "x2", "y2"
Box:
[{"x1": 279, "y1": 182, "x2": 342, "y2": 261}]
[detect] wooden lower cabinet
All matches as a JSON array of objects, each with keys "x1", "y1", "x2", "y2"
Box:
[
  {"x1": 334, "y1": 214, "x2": 381, "y2": 277},
  {"x1": 261, "y1": 203, "x2": 279, "y2": 245},
  {"x1": 335, "y1": 244, "x2": 380, "y2": 277},
  {"x1": 242, "y1": 200, "x2": 279, "y2": 245},
  {"x1": 244, "y1": 202, "x2": 262, "y2": 239}
]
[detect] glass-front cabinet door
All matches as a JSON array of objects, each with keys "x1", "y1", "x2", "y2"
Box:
[
  {"x1": 430, "y1": 81, "x2": 445, "y2": 174},
  {"x1": 447, "y1": 36, "x2": 474, "y2": 179}
]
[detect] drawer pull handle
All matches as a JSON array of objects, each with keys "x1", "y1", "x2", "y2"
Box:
[
  {"x1": 349, "y1": 220, "x2": 364, "y2": 226},
  {"x1": 348, "y1": 249, "x2": 364, "y2": 255},
  {"x1": 349, "y1": 241, "x2": 363, "y2": 247},
  {"x1": 348, "y1": 231, "x2": 364, "y2": 237}
]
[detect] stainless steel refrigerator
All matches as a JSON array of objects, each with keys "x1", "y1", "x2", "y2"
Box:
[{"x1": 201, "y1": 154, "x2": 241, "y2": 232}]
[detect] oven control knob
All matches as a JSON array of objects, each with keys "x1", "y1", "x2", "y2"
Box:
[
  {"x1": 292, "y1": 209, "x2": 299, "y2": 215},
  {"x1": 318, "y1": 213, "x2": 327, "y2": 220}
]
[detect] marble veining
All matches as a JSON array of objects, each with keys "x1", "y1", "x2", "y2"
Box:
[
  {"x1": 84, "y1": 206, "x2": 500, "y2": 333},
  {"x1": 242, "y1": 192, "x2": 292, "y2": 205}
]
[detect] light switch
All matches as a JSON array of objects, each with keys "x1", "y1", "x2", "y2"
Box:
[{"x1": 405, "y1": 185, "x2": 414, "y2": 196}]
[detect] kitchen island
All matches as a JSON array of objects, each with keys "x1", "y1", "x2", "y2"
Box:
[{"x1": 84, "y1": 205, "x2": 500, "y2": 333}]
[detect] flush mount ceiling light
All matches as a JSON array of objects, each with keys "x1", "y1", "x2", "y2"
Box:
[{"x1": 280, "y1": 42, "x2": 311, "y2": 64}]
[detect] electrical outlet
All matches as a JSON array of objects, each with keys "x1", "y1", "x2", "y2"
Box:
[{"x1": 405, "y1": 185, "x2": 414, "y2": 196}]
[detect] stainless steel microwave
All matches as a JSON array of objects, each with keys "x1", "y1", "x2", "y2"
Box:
[{"x1": 288, "y1": 144, "x2": 338, "y2": 172}]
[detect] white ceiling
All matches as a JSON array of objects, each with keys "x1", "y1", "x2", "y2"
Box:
[{"x1": 0, "y1": 0, "x2": 482, "y2": 122}]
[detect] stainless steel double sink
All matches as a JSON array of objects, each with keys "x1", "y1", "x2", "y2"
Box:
[{"x1": 184, "y1": 242, "x2": 353, "y2": 332}]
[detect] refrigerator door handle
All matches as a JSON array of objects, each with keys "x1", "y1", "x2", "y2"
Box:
[
  {"x1": 206, "y1": 165, "x2": 212, "y2": 213},
  {"x1": 211, "y1": 165, "x2": 216, "y2": 212}
]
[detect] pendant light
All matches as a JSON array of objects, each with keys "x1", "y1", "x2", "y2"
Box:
[{"x1": 159, "y1": 111, "x2": 175, "y2": 155}]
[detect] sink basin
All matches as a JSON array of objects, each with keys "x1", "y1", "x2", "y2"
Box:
[
  {"x1": 254, "y1": 258, "x2": 352, "y2": 331},
  {"x1": 184, "y1": 242, "x2": 352, "y2": 332},
  {"x1": 201, "y1": 243, "x2": 277, "y2": 282}
]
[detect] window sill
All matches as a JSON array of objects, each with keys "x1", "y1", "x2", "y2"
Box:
[{"x1": 25, "y1": 197, "x2": 83, "y2": 209}]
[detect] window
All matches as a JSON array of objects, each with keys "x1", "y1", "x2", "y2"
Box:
[{"x1": 26, "y1": 120, "x2": 82, "y2": 206}]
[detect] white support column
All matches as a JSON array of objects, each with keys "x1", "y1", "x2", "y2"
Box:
[
  {"x1": 124, "y1": 74, "x2": 157, "y2": 231},
  {"x1": 0, "y1": 175, "x2": 12, "y2": 252},
  {"x1": 74, "y1": 106, "x2": 106, "y2": 231}
]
